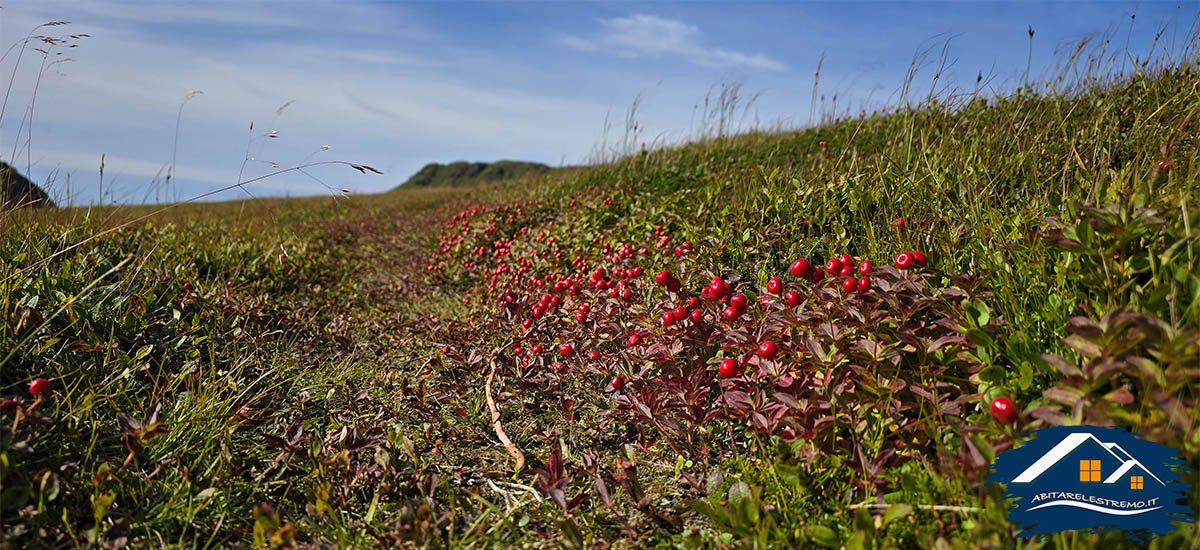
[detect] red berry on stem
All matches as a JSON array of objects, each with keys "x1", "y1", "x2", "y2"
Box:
[
  {"x1": 856, "y1": 277, "x2": 871, "y2": 293},
  {"x1": 729, "y1": 294, "x2": 748, "y2": 309},
  {"x1": 790, "y1": 258, "x2": 812, "y2": 278},
  {"x1": 767, "y1": 277, "x2": 782, "y2": 294},
  {"x1": 710, "y1": 277, "x2": 728, "y2": 298},
  {"x1": 990, "y1": 397, "x2": 1018, "y2": 424},
  {"x1": 810, "y1": 267, "x2": 825, "y2": 282},
  {"x1": 662, "y1": 311, "x2": 676, "y2": 327},
  {"x1": 719, "y1": 358, "x2": 739, "y2": 378},
  {"x1": 673, "y1": 305, "x2": 688, "y2": 321},
  {"x1": 627, "y1": 333, "x2": 642, "y2": 347},
  {"x1": 559, "y1": 344, "x2": 574, "y2": 356},
  {"x1": 655, "y1": 270, "x2": 672, "y2": 285},
  {"x1": 785, "y1": 290, "x2": 801, "y2": 306},
  {"x1": 858, "y1": 260, "x2": 873, "y2": 274},
  {"x1": 29, "y1": 378, "x2": 51, "y2": 397},
  {"x1": 839, "y1": 264, "x2": 854, "y2": 277},
  {"x1": 895, "y1": 252, "x2": 914, "y2": 270},
  {"x1": 758, "y1": 341, "x2": 778, "y2": 359},
  {"x1": 667, "y1": 279, "x2": 681, "y2": 293},
  {"x1": 722, "y1": 306, "x2": 740, "y2": 321},
  {"x1": 911, "y1": 251, "x2": 927, "y2": 267},
  {"x1": 842, "y1": 278, "x2": 857, "y2": 293},
  {"x1": 825, "y1": 259, "x2": 841, "y2": 273},
  {"x1": 611, "y1": 375, "x2": 625, "y2": 391},
  {"x1": 838, "y1": 254, "x2": 854, "y2": 267},
  {"x1": 690, "y1": 309, "x2": 704, "y2": 324}
]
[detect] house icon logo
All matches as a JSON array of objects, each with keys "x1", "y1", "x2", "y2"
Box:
[{"x1": 988, "y1": 425, "x2": 1194, "y2": 542}]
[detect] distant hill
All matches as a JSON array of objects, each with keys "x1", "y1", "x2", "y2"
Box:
[
  {"x1": 398, "y1": 160, "x2": 551, "y2": 188},
  {"x1": 1, "y1": 162, "x2": 54, "y2": 208}
]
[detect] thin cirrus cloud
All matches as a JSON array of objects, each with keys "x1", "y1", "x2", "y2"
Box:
[{"x1": 562, "y1": 14, "x2": 787, "y2": 72}]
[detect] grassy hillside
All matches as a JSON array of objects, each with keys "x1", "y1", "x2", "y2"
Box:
[
  {"x1": 1, "y1": 61, "x2": 1198, "y2": 549},
  {"x1": 400, "y1": 160, "x2": 553, "y2": 188}
]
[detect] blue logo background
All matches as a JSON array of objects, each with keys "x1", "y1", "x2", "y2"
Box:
[{"x1": 987, "y1": 425, "x2": 1194, "y2": 542}]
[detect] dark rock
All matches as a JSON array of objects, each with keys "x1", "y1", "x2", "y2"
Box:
[{"x1": 1, "y1": 162, "x2": 55, "y2": 208}]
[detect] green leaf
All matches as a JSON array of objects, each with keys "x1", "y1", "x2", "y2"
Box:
[
  {"x1": 133, "y1": 344, "x2": 154, "y2": 362},
  {"x1": 806, "y1": 525, "x2": 839, "y2": 547},
  {"x1": 845, "y1": 531, "x2": 866, "y2": 550},
  {"x1": 882, "y1": 502, "x2": 913, "y2": 528}
]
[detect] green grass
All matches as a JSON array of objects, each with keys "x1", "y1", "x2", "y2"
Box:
[{"x1": 1, "y1": 55, "x2": 1198, "y2": 549}]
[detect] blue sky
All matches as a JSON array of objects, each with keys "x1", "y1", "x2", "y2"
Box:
[{"x1": 0, "y1": 1, "x2": 1194, "y2": 205}]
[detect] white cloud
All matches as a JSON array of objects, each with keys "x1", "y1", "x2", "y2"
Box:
[
  {"x1": 0, "y1": 3, "x2": 612, "y2": 204},
  {"x1": 564, "y1": 14, "x2": 786, "y2": 72}
]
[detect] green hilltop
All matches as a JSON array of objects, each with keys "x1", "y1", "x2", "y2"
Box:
[{"x1": 398, "y1": 160, "x2": 551, "y2": 188}]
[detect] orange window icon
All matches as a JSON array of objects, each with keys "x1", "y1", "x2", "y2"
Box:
[
  {"x1": 1131, "y1": 476, "x2": 1144, "y2": 490},
  {"x1": 1079, "y1": 460, "x2": 1101, "y2": 482}
]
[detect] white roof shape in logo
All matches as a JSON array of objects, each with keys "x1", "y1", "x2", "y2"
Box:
[{"x1": 1011, "y1": 432, "x2": 1165, "y2": 485}]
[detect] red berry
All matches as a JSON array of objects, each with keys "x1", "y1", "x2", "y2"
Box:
[
  {"x1": 0, "y1": 399, "x2": 17, "y2": 412},
  {"x1": 895, "y1": 252, "x2": 914, "y2": 270},
  {"x1": 632, "y1": 266, "x2": 643, "y2": 277},
  {"x1": 719, "y1": 358, "x2": 739, "y2": 378},
  {"x1": 838, "y1": 254, "x2": 854, "y2": 267},
  {"x1": 559, "y1": 344, "x2": 574, "y2": 356},
  {"x1": 667, "y1": 279, "x2": 681, "y2": 293},
  {"x1": 1157, "y1": 159, "x2": 1171, "y2": 172},
  {"x1": 689, "y1": 309, "x2": 704, "y2": 324},
  {"x1": 588, "y1": 351, "x2": 602, "y2": 360},
  {"x1": 687, "y1": 297, "x2": 699, "y2": 307},
  {"x1": 856, "y1": 277, "x2": 871, "y2": 293},
  {"x1": 790, "y1": 258, "x2": 812, "y2": 278},
  {"x1": 442, "y1": 345, "x2": 451, "y2": 354},
  {"x1": 839, "y1": 264, "x2": 854, "y2": 277},
  {"x1": 674, "y1": 246, "x2": 684, "y2": 256},
  {"x1": 673, "y1": 306, "x2": 688, "y2": 321},
  {"x1": 892, "y1": 217, "x2": 905, "y2": 229},
  {"x1": 627, "y1": 333, "x2": 642, "y2": 347},
  {"x1": 29, "y1": 378, "x2": 51, "y2": 397},
  {"x1": 825, "y1": 259, "x2": 840, "y2": 272},
  {"x1": 729, "y1": 294, "x2": 748, "y2": 309},
  {"x1": 709, "y1": 277, "x2": 729, "y2": 298},
  {"x1": 911, "y1": 251, "x2": 927, "y2": 267},
  {"x1": 767, "y1": 277, "x2": 782, "y2": 294},
  {"x1": 655, "y1": 270, "x2": 673, "y2": 285},
  {"x1": 758, "y1": 341, "x2": 778, "y2": 359},
  {"x1": 183, "y1": 282, "x2": 193, "y2": 291},
  {"x1": 990, "y1": 397, "x2": 1018, "y2": 424},
  {"x1": 662, "y1": 311, "x2": 676, "y2": 327},
  {"x1": 611, "y1": 375, "x2": 625, "y2": 390},
  {"x1": 785, "y1": 290, "x2": 801, "y2": 306},
  {"x1": 722, "y1": 306, "x2": 740, "y2": 321},
  {"x1": 858, "y1": 260, "x2": 873, "y2": 274},
  {"x1": 810, "y1": 267, "x2": 825, "y2": 282},
  {"x1": 842, "y1": 278, "x2": 857, "y2": 293},
  {"x1": 532, "y1": 345, "x2": 542, "y2": 354}
]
